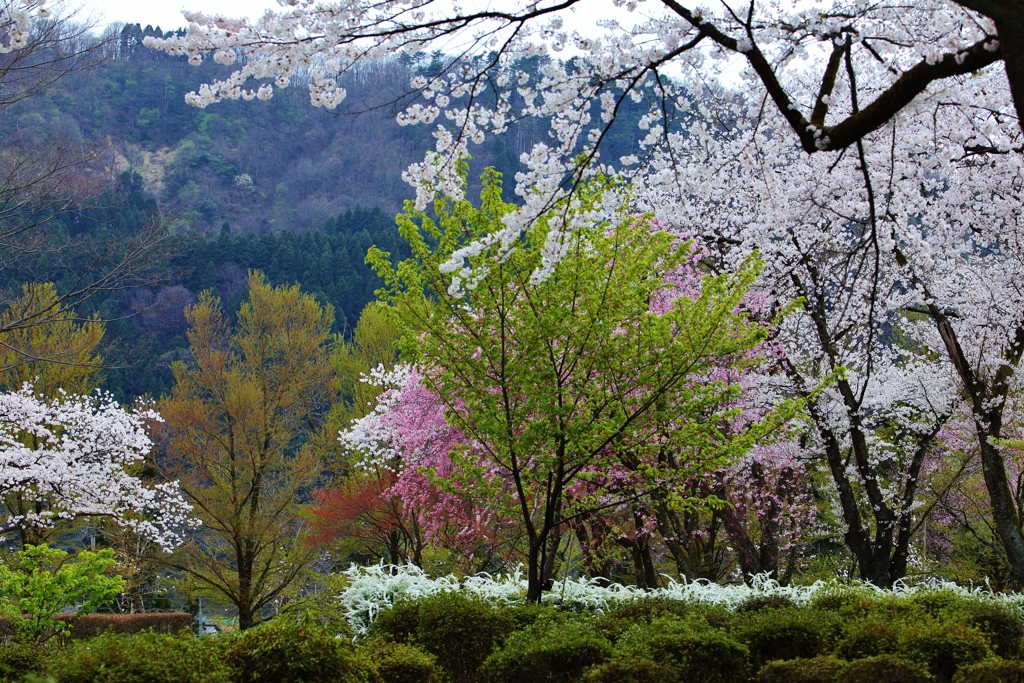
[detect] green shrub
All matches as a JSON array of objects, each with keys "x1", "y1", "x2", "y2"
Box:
[
  {"x1": 736, "y1": 594, "x2": 797, "y2": 613},
  {"x1": 689, "y1": 603, "x2": 736, "y2": 630},
  {"x1": 835, "y1": 616, "x2": 905, "y2": 660},
  {"x1": 480, "y1": 618, "x2": 612, "y2": 683},
  {"x1": 220, "y1": 619, "x2": 374, "y2": 683},
  {"x1": 504, "y1": 602, "x2": 558, "y2": 633},
  {"x1": 0, "y1": 641, "x2": 45, "y2": 682},
  {"x1": 580, "y1": 658, "x2": 677, "y2": 683},
  {"x1": 952, "y1": 659, "x2": 1024, "y2": 683},
  {"x1": 909, "y1": 590, "x2": 973, "y2": 618},
  {"x1": 808, "y1": 588, "x2": 876, "y2": 617},
  {"x1": 592, "y1": 598, "x2": 688, "y2": 642},
  {"x1": 899, "y1": 621, "x2": 992, "y2": 683},
  {"x1": 367, "y1": 600, "x2": 421, "y2": 644},
  {"x1": 738, "y1": 607, "x2": 838, "y2": 669},
  {"x1": 365, "y1": 592, "x2": 520, "y2": 683},
  {"x1": 0, "y1": 614, "x2": 194, "y2": 641},
  {"x1": 45, "y1": 632, "x2": 229, "y2": 683},
  {"x1": 960, "y1": 603, "x2": 1024, "y2": 659},
  {"x1": 838, "y1": 655, "x2": 934, "y2": 683},
  {"x1": 365, "y1": 642, "x2": 440, "y2": 683},
  {"x1": 616, "y1": 615, "x2": 748, "y2": 683},
  {"x1": 757, "y1": 655, "x2": 846, "y2": 683}
]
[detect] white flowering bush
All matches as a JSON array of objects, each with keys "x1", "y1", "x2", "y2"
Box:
[{"x1": 336, "y1": 562, "x2": 1024, "y2": 636}]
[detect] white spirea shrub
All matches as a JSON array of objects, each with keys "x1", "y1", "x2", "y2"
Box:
[{"x1": 337, "y1": 562, "x2": 1024, "y2": 636}]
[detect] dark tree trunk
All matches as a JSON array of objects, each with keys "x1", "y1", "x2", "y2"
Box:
[
  {"x1": 926, "y1": 300, "x2": 1024, "y2": 586},
  {"x1": 998, "y1": 11, "x2": 1024, "y2": 128},
  {"x1": 572, "y1": 518, "x2": 612, "y2": 581},
  {"x1": 526, "y1": 537, "x2": 544, "y2": 603}
]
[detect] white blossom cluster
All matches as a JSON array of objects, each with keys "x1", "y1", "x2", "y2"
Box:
[
  {"x1": 339, "y1": 363, "x2": 415, "y2": 472},
  {"x1": 0, "y1": 0, "x2": 46, "y2": 54},
  {"x1": 336, "y1": 562, "x2": 1024, "y2": 636},
  {"x1": 0, "y1": 385, "x2": 198, "y2": 550}
]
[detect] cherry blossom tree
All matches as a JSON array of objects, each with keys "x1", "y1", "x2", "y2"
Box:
[
  {"x1": 623, "y1": 45, "x2": 1022, "y2": 584},
  {"x1": 0, "y1": 385, "x2": 195, "y2": 549},
  {"x1": 140, "y1": 1, "x2": 1017, "y2": 238}
]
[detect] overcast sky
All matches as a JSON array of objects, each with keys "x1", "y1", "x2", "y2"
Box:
[
  {"x1": 73, "y1": 0, "x2": 742, "y2": 84},
  {"x1": 74, "y1": 0, "x2": 278, "y2": 31},
  {"x1": 75, "y1": 0, "x2": 636, "y2": 35}
]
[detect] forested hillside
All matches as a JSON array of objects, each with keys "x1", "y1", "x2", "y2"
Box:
[
  {"x1": 8, "y1": 24, "x2": 648, "y2": 235},
  {"x1": 0, "y1": 23, "x2": 653, "y2": 400},
  {"x1": 0, "y1": 167, "x2": 412, "y2": 400}
]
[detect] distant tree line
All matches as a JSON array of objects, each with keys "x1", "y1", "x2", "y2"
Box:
[{"x1": 0, "y1": 170, "x2": 409, "y2": 401}]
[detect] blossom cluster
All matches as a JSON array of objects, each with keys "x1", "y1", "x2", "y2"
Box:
[
  {"x1": 0, "y1": 385, "x2": 198, "y2": 550},
  {"x1": 0, "y1": 0, "x2": 46, "y2": 54}
]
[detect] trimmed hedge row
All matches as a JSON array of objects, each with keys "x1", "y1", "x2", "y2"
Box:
[
  {"x1": 0, "y1": 613, "x2": 193, "y2": 639},
  {"x1": 5, "y1": 587, "x2": 1024, "y2": 683},
  {"x1": 364, "y1": 590, "x2": 1024, "y2": 683}
]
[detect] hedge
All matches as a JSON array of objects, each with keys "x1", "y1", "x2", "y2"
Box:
[{"x1": 0, "y1": 613, "x2": 193, "y2": 639}]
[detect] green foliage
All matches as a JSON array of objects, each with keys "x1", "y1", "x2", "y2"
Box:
[
  {"x1": 479, "y1": 617, "x2": 613, "y2": 683},
  {"x1": 580, "y1": 658, "x2": 676, "y2": 683},
  {"x1": 592, "y1": 597, "x2": 690, "y2": 642},
  {"x1": 45, "y1": 632, "x2": 229, "y2": 683},
  {"x1": 366, "y1": 642, "x2": 440, "y2": 683},
  {"x1": 808, "y1": 587, "x2": 876, "y2": 616},
  {"x1": 0, "y1": 640, "x2": 45, "y2": 683},
  {"x1": 909, "y1": 590, "x2": 975, "y2": 618},
  {"x1": 736, "y1": 594, "x2": 798, "y2": 613},
  {"x1": 835, "y1": 616, "x2": 905, "y2": 660},
  {"x1": 220, "y1": 618, "x2": 375, "y2": 683},
  {"x1": 371, "y1": 167, "x2": 795, "y2": 599},
  {"x1": 0, "y1": 545, "x2": 126, "y2": 642},
  {"x1": 952, "y1": 659, "x2": 1024, "y2": 683},
  {"x1": 409, "y1": 592, "x2": 516, "y2": 683},
  {"x1": 369, "y1": 592, "x2": 522, "y2": 683},
  {"x1": 837, "y1": 655, "x2": 935, "y2": 683},
  {"x1": 737, "y1": 607, "x2": 840, "y2": 669},
  {"x1": 959, "y1": 602, "x2": 1024, "y2": 659},
  {"x1": 615, "y1": 614, "x2": 748, "y2": 683},
  {"x1": 757, "y1": 655, "x2": 847, "y2": 683},
  {"x1": 367, "y1": 599, "x2": 421, "y2": 645},
  {"x1": 898, "y1": 621, "x2": 993, "y2": 682}
]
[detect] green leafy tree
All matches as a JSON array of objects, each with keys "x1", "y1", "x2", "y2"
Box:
[
  {"x1": 0, "y1": 544, "x2": 125, "y2": 642},
  {"x1": 370, "y1": 168, "x2": 791, "y2": 600}
]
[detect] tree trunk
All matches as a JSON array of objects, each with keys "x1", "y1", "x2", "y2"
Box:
[
  {"x1": 572, "y1": 519, "x2": 611, "y2": 580},
  {"x1": 926, "y1": 303, "x2": 1024, "y2": 586},
  {"x1": 631, "y1": 508, "x2": 659, "y2": 589},
  {"x1": 237, "y1": 603, "x2": 254, "y2": 631},
  {"x1": 526, "y1": 537, "x2": 544, "y2": 602},
  {"x1": 992, "y1": 3, "x2": 1024, "y2": 130},
  {"x1": 977, "y1": 418, "x2": 1024, "y2": 587}
]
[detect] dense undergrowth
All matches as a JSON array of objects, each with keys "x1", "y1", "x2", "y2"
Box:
[{"x1": 10, "y1": 578, "x2": 1024, "y2": 683}]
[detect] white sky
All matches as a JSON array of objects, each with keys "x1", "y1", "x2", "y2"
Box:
[
  {"x1": 74, "y1": 0, "x2": 628, "y2": 35},
  {"x1": 75, "y1": 0, "x2": 288, "y2": 31},
  {"x1": 72, "y1": 0, "x2": 745, "y2": 83}
]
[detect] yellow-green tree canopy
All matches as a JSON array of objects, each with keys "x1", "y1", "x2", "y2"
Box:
[
  {"x1": 158, "y1": 271, "x2": 334, "y2": 630},
  {"x1": 0, "y1": 283, "x2": 104, "y2": 397}
]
